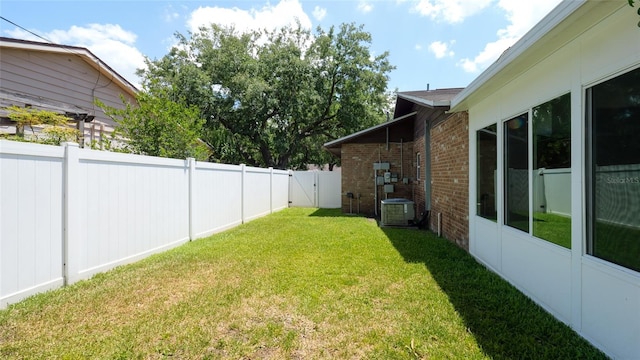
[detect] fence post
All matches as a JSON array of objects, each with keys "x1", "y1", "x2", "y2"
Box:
[
  {"x1": 288, "y1": 170, "x2": 293, "y2": 207},
  {"x1": 188, "y1": 158, "x2": 195, "y2": 241},
  {"x1": 269, "y1": 167, "x2": 274, "y2": 213},
  {"x1": 241, "y1": 164, "x2": 246, "y2": 224},
  {"x1": 63, "y1": 142, "x2": 80, "y2": 286}
]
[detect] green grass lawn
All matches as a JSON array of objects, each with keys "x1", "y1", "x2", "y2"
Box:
[
  {"x1": 533, "y1": 212, "x2": 572, "y2": 249},
  {"x1": 0, "y1": 208, "x2": 606, "y2": 359},
  {"x1": 594, "y1": 220, "x2": 640, "y2": 272}
]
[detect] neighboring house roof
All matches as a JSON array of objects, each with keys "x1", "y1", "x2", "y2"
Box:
[
  {"x1": 0, "y1": 36, "x2": 139, "y2": 136},
  {"x1": 324, "y1": 111, "x2": 418, "y2": 157},
  {"x1": 396, "y1": 88, "x2": 464, "y2": 108},
  {"x1": 324, "y1": 88, "x2": 464, "y2": 158},
  {"x1": 450, "y1": 0, "x2": 624, "y2": 112},
  {"x1": 393, "y1": 88, "x2": 463, "y2": 120},
  {"x1": 0, "y1": 37, "x2": 138, "y2": 98}
]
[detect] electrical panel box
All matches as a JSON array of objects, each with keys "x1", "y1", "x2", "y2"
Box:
[
  {"x1": 373, "y1": 162, "x2": 390, "y2": 170},
  {"x1": 376, "y1": 176, "x2": 385, "y2": 185},
  {"x1": 384, "y1": 184, "x2": 394, "y2": 193}
]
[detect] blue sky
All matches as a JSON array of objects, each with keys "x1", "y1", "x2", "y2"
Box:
[{"x1": 0, "y1": 0, "x2": 562, "y2": 92}]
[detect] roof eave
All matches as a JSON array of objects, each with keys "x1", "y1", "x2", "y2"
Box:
[
  {"x1": 396, "y1": 93, "x2": 451, "y2": 108},
  {"x1": 0, "y1": 38, "x2": 139, "y2": 97},
  {"x1": 323, "y1": 111, "x2": 418, "y2": 149}
]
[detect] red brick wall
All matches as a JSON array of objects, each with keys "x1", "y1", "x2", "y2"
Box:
[
  {"x1": 337, "y1": 110, "x2": 469, "y2": 251},
  {"x1": 429, "y1": 111, "x2": 469, "y2": 249},
  {"x1": 413, "y1": 118, "x2": 427, "y2": 217},
  {"x1": 341, "y1": 142, "x2": 416, "y2": 216}
]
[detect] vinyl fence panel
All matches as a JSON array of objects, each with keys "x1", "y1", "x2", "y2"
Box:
[
  {"x1": 317, "y1": 171, "x2": 341, "y2": 208},
  {"x1": 289, "y1": 171, "x2": 341, "y2": 208},
  {"x1": 289, "y1": 171, "x2": 317, "y2": 207},
  {"x1": 69, "y1": 148, "x2": 190, "y2": 283},
  {"x1": 0, "y1": 140, "x2": 293, "y2": 309},
  {"x1": 0, "y1": 141, "x2": 65, "y2": 308},
  {"x1": 272, "y1": 169, "x2": 290, "y2": 211},
  {"x1": 191, "y1": 162, "x2": 243, "y2": 238},
  {"x1": 243, "y1": 166, "x2": 272, "y2": 222}
]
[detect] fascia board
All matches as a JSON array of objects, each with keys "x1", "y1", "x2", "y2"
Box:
[{"x1": 323, "y1": 111, "x2": 418, "y2": 148}]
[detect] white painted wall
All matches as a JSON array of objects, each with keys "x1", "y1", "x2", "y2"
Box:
[
  {"x1": 466, "y1": 4, "x2": 640, "y2": 359},
  {"x1": 0, "y1": 140, "x2": 293, "y2": 308}
]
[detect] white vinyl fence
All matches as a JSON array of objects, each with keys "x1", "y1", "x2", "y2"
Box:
[
  {"x1": 0, "y1": 140, "x2": 290, "y2": 308},
  {"x1": 289, "y1": 170, "x2": 341, "y2": 208}
]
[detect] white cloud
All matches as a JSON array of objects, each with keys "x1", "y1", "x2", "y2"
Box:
[
  {"x1": 412, "y1": 0, "x2": 493, "y2": 24},
  {"x1": 5, "y1": 24, "x2": 145, "y2": 88},
  {"x1": 187, "y1": 0, "x2": 312, "y2": 34},
  {"x1": 163, "y1": 5, "x2": 181, "y2": 23},
  {"x1": 428, "y1": 40, "x2": 455, "y2": 59},
  {"x1": 459, "y1": 0, "x2": 562, "y2": 73},
  {"x1": 312, "y1": 6, "x2": 327, "y2": 21},
  {"x1": 357, "y1": 1, "x2": 374, "y2": 13},
  {"x1": 414, "y1": 44, "x2": 423, "y2": 51}
]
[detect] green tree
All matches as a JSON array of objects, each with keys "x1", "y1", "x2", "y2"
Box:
[
  {"x1": 140, "y1": 22, "x2": 394, "y2": 169},
  {"x1": 97, "y1": 88, "x2": 211, "y2": 161},
  {"x1": 5, "y1": 105, "x2": 79, "y2": 145},
  {"x1": 630, "y1": 0, "x2": 640, "y2": 27}
]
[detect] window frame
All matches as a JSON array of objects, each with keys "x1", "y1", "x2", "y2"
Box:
[{"x1": 584, "y1": 65, "x2": 640, "y2": 273}]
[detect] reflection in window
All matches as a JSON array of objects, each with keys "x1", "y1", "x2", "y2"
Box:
[
  {"x1": 477, "y1": 124, "x2": 497, "y2": 221},
  {"x1": 533, "y1": 93, "x2": 571, "y2": 248},
  {"x1": 588, "y1": 67, "x2": 640, "y2": 272},
  {"x1": 505, "y1": 114, "x2": 529, "y2": 232}
]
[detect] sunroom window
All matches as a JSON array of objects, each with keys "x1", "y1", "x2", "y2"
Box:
[
  {"x1": 533, "y1": 93, "x2": 572, "y2": 248},
  {"x1": 504, "y1": 113, "x2": 529, "y2": 233},
  {"x1": 587, "y1": 66, "x2": 640, "y2": 272},
  {"x1": 477, "y1": 124, "x2": 497, "y2": 221},
  {"x1": 489, "y1": 93, "x2": 572, "y2": 247}
]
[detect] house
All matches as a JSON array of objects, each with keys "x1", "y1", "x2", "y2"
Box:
[
  {"x1": 0, "y1": 37, "x2": 138, "y2": 146},
  {"x1": 324, "y1": 87, "x2": 470, "y2": 248},
  {"x1": 450, "y1": 1, "x2": 640, "y2": 358}
]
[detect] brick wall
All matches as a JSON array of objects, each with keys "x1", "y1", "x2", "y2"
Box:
[
  {"x1": 429, "y1": 111, "x2": 469, "y2": 249},
  {"x1": 341, "y1": 142, "x2": 416, "y2": 216},
  {"x1": 337, "y1": 110, "x2": 469, "y2": 251},
  {"x1": 413, "y1": 116, "x2": 427, "y2": 217}
]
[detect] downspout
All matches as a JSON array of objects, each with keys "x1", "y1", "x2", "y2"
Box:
[
  {"x1": 400, "y1": 138, "x2": 403, "y2": 180},
  {"x1": 386, "y1": 112, "x2": 390, "y2": 151}
]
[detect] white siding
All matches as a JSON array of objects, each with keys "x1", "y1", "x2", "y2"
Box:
[
  {"x1": 0, "y1": 47, "x2": 136, "y2": 130},
  {"x1": 467, "y1": 4, "x2": 640, "y2": 359}
]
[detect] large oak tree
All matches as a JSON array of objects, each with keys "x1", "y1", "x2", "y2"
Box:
[{"x1": 140, "y1": 22, "x2": 394, "y2": 169}]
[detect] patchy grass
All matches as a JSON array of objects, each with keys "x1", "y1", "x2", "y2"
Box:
[{"x1": 0, "y1": 208, "x2": 606, "y2": 359}]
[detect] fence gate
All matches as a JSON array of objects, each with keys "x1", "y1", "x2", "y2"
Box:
[{"x1": 289, "y1": 171, "x2": 341, "y2": 208}]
